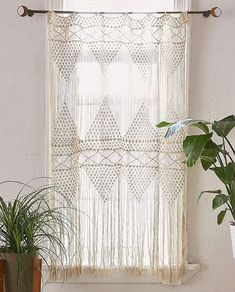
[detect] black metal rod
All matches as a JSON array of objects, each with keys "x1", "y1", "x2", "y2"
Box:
[{"x1": 17, "y1": 6, "x2": 222, "y2": 18}]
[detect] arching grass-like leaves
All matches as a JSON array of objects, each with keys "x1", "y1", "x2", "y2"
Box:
[{"x1": 0, "y1": 180, "x2": 77, "y2": 279}]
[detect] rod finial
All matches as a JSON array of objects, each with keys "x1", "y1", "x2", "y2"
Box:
[
  {"x1": 17, "y1": 6, "x2": 34, "y2": 17},
  {"x1": 17, "y1": 6, "x2": 28, "y2": 17},
  {"x1": 210, "y1": 7, "x2": 222, "y2": 17}
]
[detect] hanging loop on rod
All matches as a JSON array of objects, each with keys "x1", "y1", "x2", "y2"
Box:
[{"x1": 17, "y1": 5, "x2": 222, "y2": 18}]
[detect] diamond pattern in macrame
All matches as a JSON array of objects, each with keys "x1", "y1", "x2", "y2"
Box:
[
  {"x1": 50, "y1": 40, "x2": 81, "y2": 80},
  {"x1": 158, "y1": 103, "x2": 185, "y2": 206},
  {"x1": 123, "y1": 165, "x2": 157, "y2": 202},
  {"x1": 161, "y1": 42, "x2": 185, "y2": 74},
  {"x1": 81, "y1": 99, "x2": 122, "y2": 150},
  {"x1": 51, "y1": 103, "x2": 80, "y2": 201},
  {"x1": 122, "y1": 104, "x2": 159, "y2": 201},
  {"x1": 81, "y1": 100, "x2": 122, "y2": 201},
  {"x1": 159, "y1": 168, "x2": 184, "y2": 206},
  {"x1": 89, "y1": 41, "x2": 122, "y2": 74},
  {"x1": 83, "y1": 165, "x2": 121, "y2": 202},
  {"x1": 51, "y1": 100, "x2": 184, "y2": 204},
  {"x1": 80, "y1": 101, "x2": 159, "y2": 202},
  {"x1": 52, "y1": 103, "x2": 80, "y2": 156},
  {"x1": 49, "y1": 13, "x2": 187, "y2": 80},
  {"x1": 123, "y1": 103, "x2": 159, "y2": 152},
  {"x1": 53, "y1": 168, "x2": 80, "y2": 202},
  {"x1": 128, "y1": 43, "x2": 157, "y2": 80}
]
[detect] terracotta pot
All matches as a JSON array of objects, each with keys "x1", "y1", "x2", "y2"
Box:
[
  {"x1": 230, "y1": 224, "x2": 235, "y2": 258},
  {"x1": 0, "y1": 253, "x2": 34, "y2": 292}
]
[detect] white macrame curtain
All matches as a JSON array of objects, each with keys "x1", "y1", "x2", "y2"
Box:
[{"x1": 48, "y1": 11, "x2": 188, "y2": 284}]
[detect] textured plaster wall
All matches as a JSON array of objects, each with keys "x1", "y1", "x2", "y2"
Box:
[{"x1": 1, "y1": 0, "x2": 235, "y2": 291}]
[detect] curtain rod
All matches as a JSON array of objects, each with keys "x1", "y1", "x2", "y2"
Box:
[{"x1": 17, "y1": 6, "x2": 222, "y2": 18}]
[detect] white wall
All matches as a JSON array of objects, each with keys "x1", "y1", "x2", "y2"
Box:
[
  {"x1": 1, "y1": 0, "x2": 235, "y2": 291},
  {"x1": 0, "y1": 0, "x2": 46, "y2": 183}
]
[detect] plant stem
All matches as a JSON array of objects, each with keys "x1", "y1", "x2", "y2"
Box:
[
  {"x1": 225, "y1": 136, "x2": 235, "y2": 156},
  {"x1": 216, "y1": 153, "x2": 224, "y2": 168},
  {"x1": 228, "y1": 154, "x2": 234, "y2": 163},
  {"x1": 229, "y1": 181, "x2": 235, "y2": 220},
  {"x1": 222, "y1": 138, "x2": 228, "y2": 165},
  {"x1": 213, "y1": 123, "x2": 235, "y2": 157},
  {"x1": 215, "y1": 150, "x2": 235, "y2": 220},
  {"x1": 226, "y1": 201, "x2": 235, "y2": 221}
]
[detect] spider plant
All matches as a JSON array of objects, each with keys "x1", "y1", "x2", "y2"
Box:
[
  {"x1": 0, "y1": 180, "x2": 76, "y2": 291},
  {"x1": 157, "y1": 115, "x2": 235, "y2": 225}
]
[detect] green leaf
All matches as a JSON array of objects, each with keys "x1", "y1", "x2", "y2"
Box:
[
  {"x1": 201, "y1": 155, "x2": 216, "y2": 171},
  {"x1": 193, "y1": 122, "x2": 210, "y2": 134},
  {"x1": 210, "y1": 162, "x2": 235, "y2": 184},
  {"x1": 217, "y1": 209, "x2": 227, "y2": 225},
  {"x1": 183, "y1": 133, "x2": 213, "y2": 167},
  {"x1": 198, "y1": 189, "x2": 222, "y2": 202},
  {"x1": 200, "y1": 140, "x2": 221, "y2": 170},
  {"x1": 156, "y1": 121, "x2": 172, "y2": 128},
  {"x1": 163, "y1": 118, "x2": 210, "y2": 138},
  {"x1": 212, "y1": 194, "x2": 228, "y2": 209},
  {"x1": 212, "y1": 115, "x2": 235, "y2": 137}
]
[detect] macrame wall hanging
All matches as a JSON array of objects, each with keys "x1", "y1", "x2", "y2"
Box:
[{"x1": 48, "y1": 11, "x2": 188, "y2": 284}]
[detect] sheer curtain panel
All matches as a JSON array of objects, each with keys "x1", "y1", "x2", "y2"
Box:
[{"x1": 48, "y1": 11, "x2": 188, "y2": 284}]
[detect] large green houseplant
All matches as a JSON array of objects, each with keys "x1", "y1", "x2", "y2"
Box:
[
  {"x1": 0, "y1": 180, "x2": 74, "y2": 292},
  {"x1": 157, "y1": 115, "x2": 235, "y2": 255}
]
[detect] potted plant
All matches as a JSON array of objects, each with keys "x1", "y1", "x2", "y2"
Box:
[
  {"x1": 157, "y1": 115, "x2": 235, "y2": 256},
  {"x1": 0, "y1": 180, "x2": 74, "y2": 292}
]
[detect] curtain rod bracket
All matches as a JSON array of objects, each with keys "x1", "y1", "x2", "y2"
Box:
[
  {"x1": 203, "y1": 10, "x2": 211, "y2": 18},
  {"x1": 17, "y1": 5, "x2": 222, "y2": 18}
]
